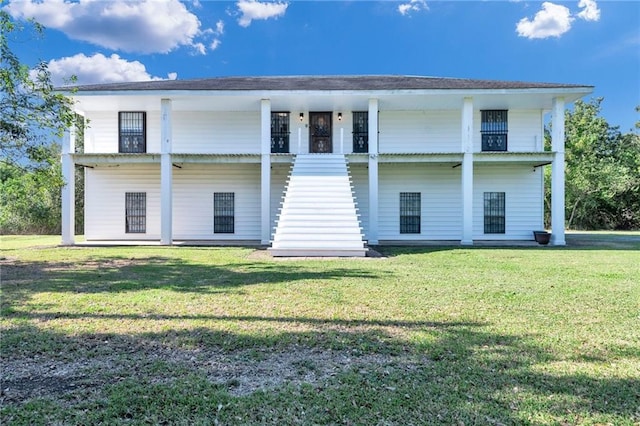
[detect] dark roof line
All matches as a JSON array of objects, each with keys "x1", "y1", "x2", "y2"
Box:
[{"x1": 61, "y1": 75, "x2": 593, "y2": 93}]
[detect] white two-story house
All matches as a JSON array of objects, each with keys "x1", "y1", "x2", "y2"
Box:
[{"x1": 60, "y1": 76, "x2": 593, "y2": 256}]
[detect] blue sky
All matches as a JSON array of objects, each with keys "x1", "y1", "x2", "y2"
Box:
[{"x1": 6, "y1": 0, "x2": 639, "y2": 132}]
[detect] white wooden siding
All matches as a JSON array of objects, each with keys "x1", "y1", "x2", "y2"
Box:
[
  {"x1": 379, "y1": 110, "x2": 461, "y2": 153},
  {"x1": 378, "y1": 163, "x2": 462, "y2": 240},
  {"x1": 473, "y1": 109, "x2": 543, "y2": 152},
  {"x1": 473, "y1": 164, "x2": 544, "y2": 240},
  {"x1": 333, "y1": 113, "x2": 352, "y2": 154},
  {"x1": 85, "y1": 164, "x2": 262, "y2": 241},
  {"x1": 349, "y1": 163, "x2": 369, "y2": 238},
  {"x1": 84, "y1": 111, "x2": 161, "y2": 153},
  {"x1": 84, "y1": 108, "x2": 543, "y2": 155},
  {"x1": 85, "y1": 165, "x2": 161, "y2": 240},
  {"x1": 172, "y1": 164, "x2": 261, "y2": 240},
  {"x1": 172, "y1": 111, "x2": 260, "y2": 153}
]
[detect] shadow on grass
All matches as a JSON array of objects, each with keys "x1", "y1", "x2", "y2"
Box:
[
  {"x1": 2, "y1": 315, "x2": 638, "y2": 425},
  {"x1": 1, "y1": 256, "x2": 387, "y2": 312},
  {"x1": 374, "y1": 232, "x2": 640, "y2": 257}
]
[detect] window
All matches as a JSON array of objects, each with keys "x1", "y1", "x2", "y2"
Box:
[
  {"x1": 484, "y1": 192, "x2": 505, "y2": 234},
  {"x1": 352, "y1": 111, "x2": 368, "y2": 153},
  {"x1": 125, "y1": 192, "x2": 146, "y2": 233},
  {"x1": 214, "y1": 192, "x2": 235, "y2": 233},
  {"x1": 271, "y1": 112, "x2": 290, "y2": 153},
  {"x1": 119, "y1": 112, "x2": 146, "y2": 153},
  {"x1": 481, "y1": 110, "x2": 508, "y2": 151},
  {"x1": 400, "y1": 192, "x2": 421, "y2": 234}
]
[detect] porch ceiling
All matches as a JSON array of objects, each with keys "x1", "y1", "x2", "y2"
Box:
[{"x1": 73, "y1": 152, "x2": 555, "y2": 167}]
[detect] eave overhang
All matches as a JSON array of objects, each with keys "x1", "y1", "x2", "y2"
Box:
[{"x1": 60, "y1": 75, "x2": 593, "y2": 113}]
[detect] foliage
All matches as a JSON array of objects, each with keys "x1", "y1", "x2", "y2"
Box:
[
  {"x1": 1, "y1": 238, "x2": 639, "y2": 425},
  {"x1": 546, "y1": 99, "x2": 640, "y2": 230},
  {"x1": 0, "y1": 10, "x2": 83, "y2": 234},
  {"x1": 1, "y1": 10, "x2": 76, "y2": 171},
  {"x1": 0, "y1": 152, "x2": 62, "y2": 234}
]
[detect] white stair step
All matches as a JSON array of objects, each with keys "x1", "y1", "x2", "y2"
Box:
[
  {"x1": 273, "y1": 235, "x2": 364, "y2": 241},
  {"x1": 278, "y1": 214, "x2": 358, "y2": 223},
  {"x1": 268, "y1": 249, "x2": 367, "y2": 257},
  {"x1": 271, "y1": 241, "x2": 365, "y2": 249},
  {"x1": 273, "y1": 229, "x2": 363, "y2": 235}
]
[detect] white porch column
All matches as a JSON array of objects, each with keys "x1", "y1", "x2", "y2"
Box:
[
  {"x1": 160, "y1": 99, "x2": 173, "y2": 245},
  {"x1": 551, "y1": 97, "x2": 566, "y2": 246},
  {"x1": 260, "y1": 99, "x2": 272, "y2": 245},
  {"x1": 461, "y1": 97, "x2": 474, "y2": 245},
  {"x1": 368, "y1": 98, "x2": 379, "y2": 245},
  {"x1": 61, "y1": 126, "x2": 75, "y2": 245}
]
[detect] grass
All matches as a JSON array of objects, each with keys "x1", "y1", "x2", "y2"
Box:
[{"x1": 1, "y1": 234, "x2": 639, "y2": 425}]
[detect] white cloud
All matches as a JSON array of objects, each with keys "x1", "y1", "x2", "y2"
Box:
[
  {"x1": 516, "y1": 2, "x2": 574, "y2": 39},
  {"x1": 215, "y1": 20, "x2": 225, "y2": 35},
  {"x1": 398, "y1": 0, "x2": 428, "y2": 16},
  {"x1": 209, "y1": 19, "x2": 224, "y2": 50},
  {"x1": 43, "y1": 53, "x2": 177, "y2": 86},
  {"x1": 236, "y1": 0, "x2": 288, "y2": 27},
  {"x1": 192, "y1": 42, "x2": 206, "y2": 55},
  {"x1": 577, "y1": 0, "x2": 600, "y2": 21},
  {"x1": 5, "y1": 0, "x2": 206, "y2": 54}
]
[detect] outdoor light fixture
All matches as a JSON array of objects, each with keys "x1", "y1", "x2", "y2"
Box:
[
  {"x1": 299, "y1": 112, "x2": 304, "y2": 121},
  {"x1": 338, "y1": 112, "x2": 342, "y2": 121}
]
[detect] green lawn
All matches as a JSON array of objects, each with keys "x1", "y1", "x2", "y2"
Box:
[{"x1": 1, "y1": 235, "x2": 639, "y2": 425}]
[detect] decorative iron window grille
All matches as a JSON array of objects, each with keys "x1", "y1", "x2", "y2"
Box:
[
  {"x1": 400, "y1": 192, "x2": 421, "y2": 234},
  {"x1": 214, "y1": 192, "x2": 235, "y2": 234},
  {"x1": 484, "y1": 192, "x2": 505, "y2": 234},
  {"x1": 352, "y1": 111, "x2": 369, "y2": 153},
  {"x1": 271, "y1": 112, "x2": 290, "y2": 153},
  {"x1": 125, "y1": 192, "x2": 146, "y2": 233},
  {"x1": 481, "y1": 110, "x2": 508, "y2": 151},
  {"x1": 119, "y1": 112, "x2": 146, "y2": 153}
]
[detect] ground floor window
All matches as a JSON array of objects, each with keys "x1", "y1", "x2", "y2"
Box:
[
  {"x1": 484, "y1": 192, "x2": 505, "y2": 234},
  {"x1": 214, "y1": 192, "x2": 235, "y2": 233},
  {"x1": 125, "y1": 192, "x2": 146, "y2": 233},
  {"x1": 400, "y1": 192, "x2": 421, "y2": 234}
]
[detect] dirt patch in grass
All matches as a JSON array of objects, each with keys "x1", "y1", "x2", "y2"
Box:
[
  {"x1": 0, "y1": 257, "x2": 169, "y2": 283},
  {"x1": 1, "y1": 342, "x2": 424, "y2": 404}
]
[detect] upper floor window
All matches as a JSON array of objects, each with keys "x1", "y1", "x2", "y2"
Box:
[
  {"x1": 481, "y1": 110, "x2": 508, "y2": 152},
  {"x1": 352, "y1": 111, "x2": 368, "y2": 153},
  {"x1": 271, "y1": 112, "x2": 290, "y2": 153},
  {"x1": 119, "y1": 112, "x2": 146, "y2": 153}
]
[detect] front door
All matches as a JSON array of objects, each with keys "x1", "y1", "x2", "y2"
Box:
[{"x1": 309, "y1": 112, "x2": 332, "y2": 153}]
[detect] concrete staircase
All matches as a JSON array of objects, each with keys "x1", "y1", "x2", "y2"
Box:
[{"x1": 269, "y1": 154, "x2": 367, "y2": 257}]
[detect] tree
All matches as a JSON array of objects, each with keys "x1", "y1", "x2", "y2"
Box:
[
  {"x1": 0, "y1": 10, "x2": 80, "y2": 234},
  {"x1": 1, "y1": 10, "x2": 76, "y2": 172},
  {"x1": 546, "y1": 99, "x2": 640, "y2": 230}
]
